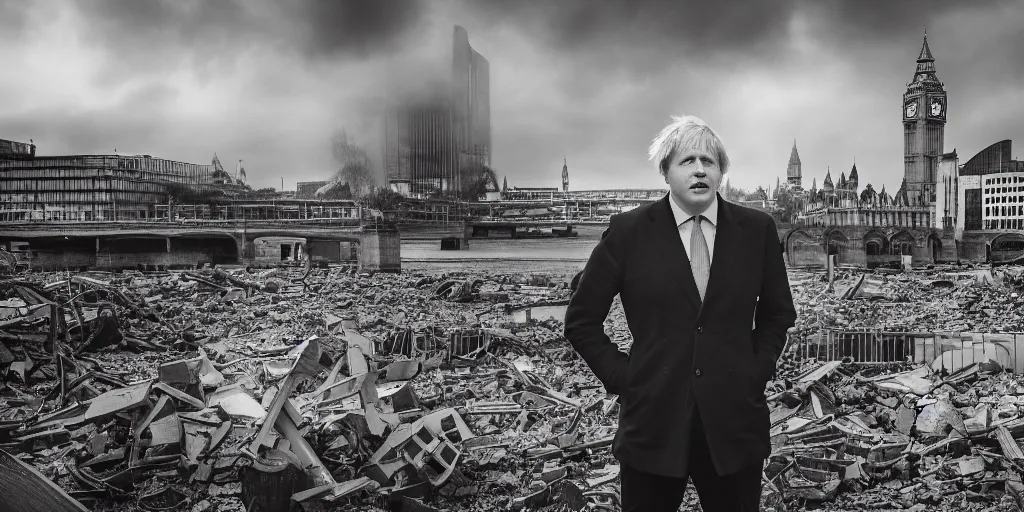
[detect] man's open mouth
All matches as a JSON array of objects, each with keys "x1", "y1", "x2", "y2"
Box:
[{"x1": 690, "y1": 183, "x2": 709, "y2": 190}]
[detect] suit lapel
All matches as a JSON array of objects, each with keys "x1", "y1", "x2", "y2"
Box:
[
  {"x1": 703, "y1": 196, "x2": 742, "y2": 308},
  {"x1": 649, "y1": 195, "x2": 702, "y2": 312}
]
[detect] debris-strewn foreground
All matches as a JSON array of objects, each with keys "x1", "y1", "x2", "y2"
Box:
[{"x1": 2, "y1": 263, "x2": 1024, "y2": 512}]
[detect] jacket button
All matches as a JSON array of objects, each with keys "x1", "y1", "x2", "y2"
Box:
[
  {"x1": 694, "y1": 368, "x2": 703, "y2": 378},
  {"x1": 697, "y1": 326, "x2": 703, "y2": 334}
]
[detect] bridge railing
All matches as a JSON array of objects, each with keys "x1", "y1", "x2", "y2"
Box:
[
  {"x1": 786, "y1": 329, "x2": 1024, "y2": 374},
  {"x1": 0, "y1": 218, "x2": 364, "y2": 228}
]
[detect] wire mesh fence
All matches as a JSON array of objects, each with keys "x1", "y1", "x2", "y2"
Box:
[{"x1": 788, "y1": 329, "x2": 1024, "y2": 374}]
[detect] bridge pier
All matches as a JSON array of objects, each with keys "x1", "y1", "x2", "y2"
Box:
[{"x1": 357, "y1": 224, "x2": 401, "y2": 272}]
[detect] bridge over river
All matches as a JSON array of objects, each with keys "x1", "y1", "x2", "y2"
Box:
[{"x1": 0, "y1": 219, "x2": 401, "y2": 272}]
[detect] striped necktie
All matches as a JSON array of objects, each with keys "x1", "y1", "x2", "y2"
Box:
[{"x1": 689, "y1": 215, "x2": 710, "y2": 301}]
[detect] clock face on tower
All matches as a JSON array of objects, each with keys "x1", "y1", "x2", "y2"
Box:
[
  {"x1": 905, "y1": 101, "x2": 918, "y2": 118},
  {"x1": 930, "y1": 98, "x2": 943, "y2": 116}
]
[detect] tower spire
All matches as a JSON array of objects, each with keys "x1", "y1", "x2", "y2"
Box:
[
  {"x1": 911, "y1": 29, "x2": 940, "y2": 84},
  {"x1": 918, "y1": 29, "x2": 934, "y2": 62},
  {"x1": 786, "y1": 139, "x2": 802, "y2": 188},
  {"x1": 788, "y1": 140, "x2": 801, "y2": 166}
]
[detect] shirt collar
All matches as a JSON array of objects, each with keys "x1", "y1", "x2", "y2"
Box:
[{"x1": 669, "y1": 193, "x2": 719, "y2": 228}]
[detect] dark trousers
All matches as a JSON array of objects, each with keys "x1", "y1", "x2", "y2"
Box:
[{"x1": 620, "y1": 408, "x2": 763, "y2": 512}]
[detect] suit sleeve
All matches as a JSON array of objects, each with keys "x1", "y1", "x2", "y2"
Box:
[
  {"x1": 752, "y1": 217, "x2": 797, "y2": 383},
  {"x1": 563, "y1": 214, "x2": 629, "y2": 396}
]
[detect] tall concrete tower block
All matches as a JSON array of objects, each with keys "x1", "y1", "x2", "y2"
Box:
[{"x1": 452, "y1": 26, "x2": 492, "y2": 171}]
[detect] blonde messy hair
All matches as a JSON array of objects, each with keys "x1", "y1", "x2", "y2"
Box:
[{"x1": 648, "y1": 115, "x2": 730, "y2": 176}]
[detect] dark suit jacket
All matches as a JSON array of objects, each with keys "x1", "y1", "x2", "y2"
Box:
[{"x1": 564, "y1": 193, "x2": 797, "y2": 478}]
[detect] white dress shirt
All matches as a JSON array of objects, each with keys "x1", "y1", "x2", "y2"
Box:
[{"x1": 668, "y1": 193, "x2": 718, "y2": 263}]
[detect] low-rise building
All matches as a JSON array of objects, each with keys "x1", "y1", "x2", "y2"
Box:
[{"x1": 0, "y1": 138, "x2": 239, "y2": 222}]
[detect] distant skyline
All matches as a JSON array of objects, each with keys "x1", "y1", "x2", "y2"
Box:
[{"x1": 0, "y1": 0, "x2": 1022, "y2": 194}]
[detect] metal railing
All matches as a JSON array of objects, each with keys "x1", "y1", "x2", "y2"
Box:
[{"x1": 789, "y1": 329, "x2": 1024, "y2": 374}]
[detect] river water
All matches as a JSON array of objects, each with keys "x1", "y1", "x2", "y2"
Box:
[{"x1": 401, "y1": 238, "x2": 600, "y2": 274}]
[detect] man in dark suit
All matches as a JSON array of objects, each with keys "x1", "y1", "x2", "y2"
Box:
[{"x1": 564, "y1": 115, "x2": 796, "y2": 511}]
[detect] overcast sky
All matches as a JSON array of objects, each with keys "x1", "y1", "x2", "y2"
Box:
[{"x1": 1, "y1": 0, "x2": 1022, "y2": 194}]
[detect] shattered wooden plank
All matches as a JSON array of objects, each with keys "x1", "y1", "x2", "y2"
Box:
[
  {"x1": 153, "y1": 381, "x2": 206, "y2": 410},
  {"x1": 0, "y1": 449, "x2": 90, "y2": 511},
  {"x1": 246, "y1": 339, "x2": 320, "y2": 456},
  {"x1": 80, "y1": 380, "x2": 152, "y2": 424},
  {"x1": 996, "y1": 426, "x2": 1024, "y2": 461}
]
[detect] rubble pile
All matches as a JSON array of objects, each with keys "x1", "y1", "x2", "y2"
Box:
[
  {"x1": 1, "y1": 264, "x2": 1024, "y2": 511},
  {"x1": 790, "y1": 266, "x2": 1024, "y2": 334}
]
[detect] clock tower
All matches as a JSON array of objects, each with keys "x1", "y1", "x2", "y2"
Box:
[{"x1": 903, "y1": 31, "x2": 946, "y2": 206}]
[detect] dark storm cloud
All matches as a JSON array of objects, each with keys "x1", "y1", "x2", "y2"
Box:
[
  {"x1": 805, "y1": 0, "x2": 1013, "y2": 41},
  {"x1": 73, "y1": 0, "x2": 425, "y2": 62},
  {"x1": 463, "y1": 0, "x2": 1013, "y2": 63},
  {"x1": 0, "y1": 0, "x2": 29, "y2": 34},
  {"x1": 464, "y1": 0, "x2": 798, "y2": 53},
  {"x1": 2, "y1": 0, "x2": 1022, "y2": 193},
  {"x1": 298, "y1": 0, "x2": 425, "y2": 59},
  {"x1": 68, "y1": 0, "x2": 446, "y2": 122}
]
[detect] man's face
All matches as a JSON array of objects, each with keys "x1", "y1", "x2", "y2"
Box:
[{"x1": 664, "y1": 148, "x2": 723, "y2": 213}]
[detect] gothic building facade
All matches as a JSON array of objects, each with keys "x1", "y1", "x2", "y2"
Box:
[{"x1": 779, "y1": 33, "x2": 958, "y2": 268}]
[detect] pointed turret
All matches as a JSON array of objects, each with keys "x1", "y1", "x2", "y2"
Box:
[
  {"x1": 502, "y1": 176, "x2": 508, "y2": 193},
  {"x1": 823, "y1": 168, "x2": 834, "y2": 191},
  {"x1": 839, "y1": 172, "x2": 847, "y2": 189},
  {"x1": 910, "y1": 30, "x2": 941, "y2": 85},
  {"x1": 788, "y1": 140, "x2": 801, "y2": 166},
  {"x1": 894, "y1": 178, "x2": 910, "y2": 206},
  {"x1": 786, "y1": 139, "x2": 802, "y2": 188},
  {"x1": 848, "y1": 162, "x2": 859, "y2": 191},
  {"x1": 918, "y1": 30, "x2": 934, "y2": 61}
]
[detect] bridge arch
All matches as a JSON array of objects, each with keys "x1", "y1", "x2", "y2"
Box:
[
  {"x1": 175, "y1": 233, "x2": 242, "y2": 266},
  {"x1": 991, "y1": 232, "x2": 1024, "y2": 263},
  {"x1": 992, "y1": 232, "x2": 1024, "y2": 251}
]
